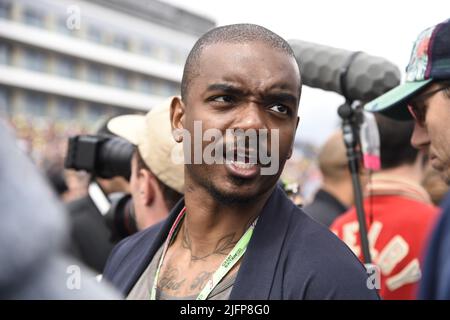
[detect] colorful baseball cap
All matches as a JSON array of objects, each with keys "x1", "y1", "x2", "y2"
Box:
[{"x1": 365, "y1": 18, "x2": 450, "y2": 119}]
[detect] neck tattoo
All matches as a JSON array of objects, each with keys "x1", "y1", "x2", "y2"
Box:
[{"x1": 181, "y1": 221, "x2": 238, "y2": 261}]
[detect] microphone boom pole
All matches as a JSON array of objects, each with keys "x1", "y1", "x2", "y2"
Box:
[
  {"x1": 289, "y1": 40, "x2": 401, "y2": 265},
  {"x1": 338, "y1": 51, "x2": 372, "y2": 264}
]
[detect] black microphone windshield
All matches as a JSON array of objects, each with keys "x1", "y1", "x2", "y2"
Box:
[{"x1": 289, "y1": 39, "x2": 401, "y2": 102}]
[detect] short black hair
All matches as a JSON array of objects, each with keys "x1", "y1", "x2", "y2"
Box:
[
  {"x1": 375, "y1": 113, "x2": 419, "y2": 169},
  {"x1": 181, "y1": 23, "x2": 299, "y2": 101}
]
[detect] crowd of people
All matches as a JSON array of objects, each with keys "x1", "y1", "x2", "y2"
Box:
[{"x1": 1, "y1": 18, "x2": 450, "y2": 301}]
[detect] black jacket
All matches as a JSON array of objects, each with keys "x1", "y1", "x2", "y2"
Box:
[
  {"x1": 304, "y1": 189, "x2": 348, "y2": 227},
  {"x1": 67, "y1": 196, "x2": 115, "y2": 273},
  {"x1": 104, "y1": 186, "x2": 379, "y2": 299}
]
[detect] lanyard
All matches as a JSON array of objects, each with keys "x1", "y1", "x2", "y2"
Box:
[{"x1": 150, "y1": 207, "x2": 257, "y2": 300}]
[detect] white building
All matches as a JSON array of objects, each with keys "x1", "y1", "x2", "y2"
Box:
[{"x1": 0, "y1": 0, "x2": 215, "y2": 128}]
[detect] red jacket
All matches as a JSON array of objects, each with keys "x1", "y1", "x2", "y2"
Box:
[{"x1": 331, "y1": 174, "x2": 438, "y2": 300}]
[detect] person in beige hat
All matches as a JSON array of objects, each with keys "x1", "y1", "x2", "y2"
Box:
[{"x1": 107, "y1": 97, "x2": 184, "y2": 231}]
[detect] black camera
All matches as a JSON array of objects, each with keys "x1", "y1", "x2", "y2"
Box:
[
  {"x1": 65, "y1": 134, "x2": 134, "y2": 180},
  {"x1": 105, "y1": 193, "x2": 138, "y2": 241},
  {"x1": 65, "y1": 134, "x2": 138, "y2": 240}
]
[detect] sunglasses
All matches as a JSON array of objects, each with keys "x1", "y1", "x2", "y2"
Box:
[{"x1": 407, "y1": 83, "x2": 450, "y2": 126}]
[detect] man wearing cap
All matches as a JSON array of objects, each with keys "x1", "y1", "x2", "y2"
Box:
[
  {"x1": 104, "y1": 24, "x2": 378, "y2": 300},
  {"x1": 365, "y1": 18, "x2": 450, "y2": 299},
  {"x1": 107, "y1": 98, "x2": 184, "y2": 232}
]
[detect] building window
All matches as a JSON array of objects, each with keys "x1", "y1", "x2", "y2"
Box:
[
  {"x1": 160, "y1": 81, "x2": 175, "y2": 96},
  {"x1": 56, "y1": 16, "x2": 76, "y2": 37},
  {"x1": 87, "y1": 63, "x2": 105, "y2": 84},
  {"x1": 152, "y1": 79, "x2": 172, "y2": 95},
  {"x1": 114, "y1": 70, "x2": 130, "y2": 89},
  {"x1": 112, "y1": 35, "x2": 129, "y2": 51},
  {"x1": 23, "y1": 6, "x2": 45, "y2": 28},
  {"x1": 25, "y1": 92, "x2": 47, "y2": 117},
  {"x1": 56, "y1": 56, "x2": 77, "y2": 79},
  {"x1": 0, "y1": 0, "x2": 12, "y2": 19},
  {"x1": 158, "y1": 45, "x2": 183, "y2": 64},
  {"x1": 88, "y1": 103, "x2": 108, "y2": 123},
  {"x1": 156, "y1": 80, "x2": 179, "y2": 96},
  {"x1": 56, "y1": 97, "x2": 76, "y2": 120},
  {"x1": 139, "y1": 77, "x2": 151, "y2": 94},
  {"x1": 139, "y1": 76, "x2": 180, "y2": 96},
  {"x1": 23, "y1": 48, "x2": 48, "y2": 72},
  {"x1": 0, "y1": 86, "x2": 11, "y2": 117},
  {"x1": 87, "y1": 25, "x2": 102, "y2": 44},
  {"x1": 0, "y1": 42, "x2": 10, "y2": 65},
  {"x1": 141, "y1": 41, "x2": 155, "y2": 57}
]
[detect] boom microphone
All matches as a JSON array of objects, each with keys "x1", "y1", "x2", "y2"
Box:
[{"x1": 289, "y1": 39, "x2": 401, "y2": 102}]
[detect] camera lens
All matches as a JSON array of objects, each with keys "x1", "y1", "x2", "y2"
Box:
[{"x1": 97, "y1": 136, "x2": 134, "y2": 180}]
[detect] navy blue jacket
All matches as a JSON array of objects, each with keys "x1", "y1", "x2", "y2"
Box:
[
  {"x1": 103, "y1": 186, "x2": 379, "y2": 299},
  {"x1": 419, "y1": 191, "x2": 450, "y2": 299}
]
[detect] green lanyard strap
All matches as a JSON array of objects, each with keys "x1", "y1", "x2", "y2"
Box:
[{"x1": 150, "y1": 208, "x2": 257, "y2": 300}]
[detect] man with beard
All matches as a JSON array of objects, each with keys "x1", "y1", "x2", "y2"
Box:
[
  {"x1": 103, "y1": 24, "x2": 378, "y2": 300},
  {"x1": 364, "y1": 18, "x2": 450, "y2": 299}
]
